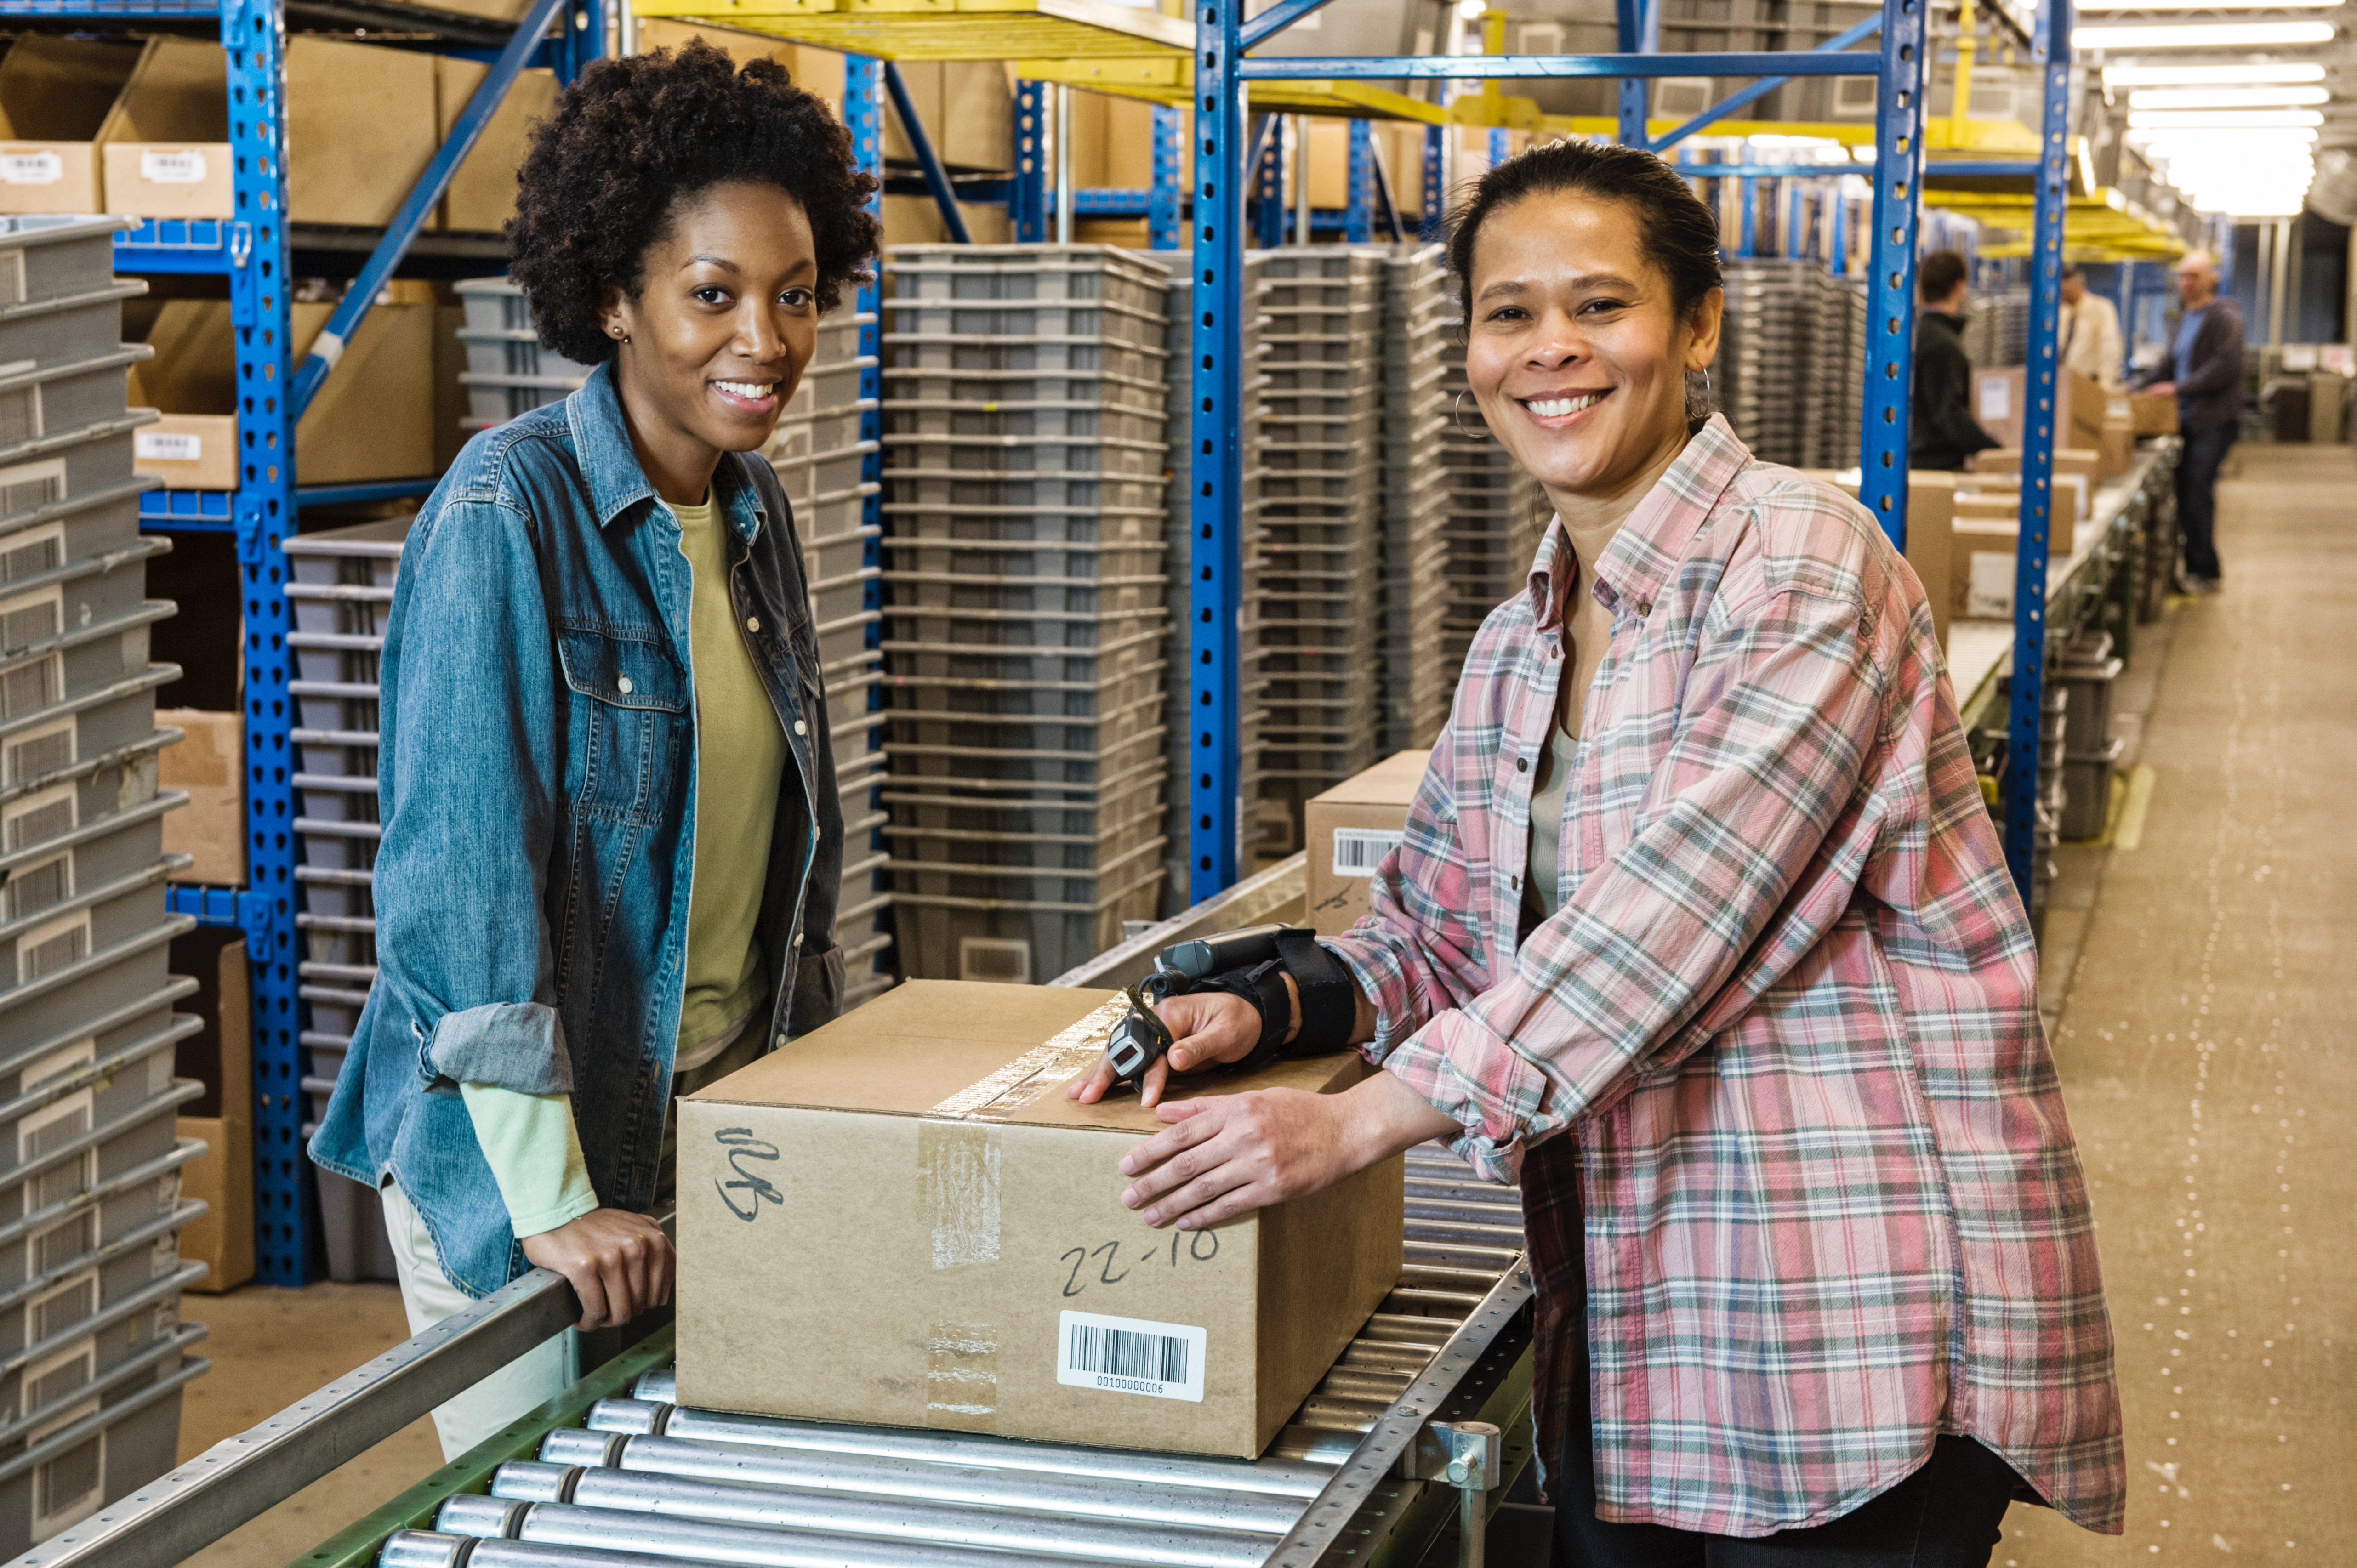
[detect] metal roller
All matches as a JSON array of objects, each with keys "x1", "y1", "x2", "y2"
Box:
[
  {"x1": 605, "y1": 1382, "x2": 1341, "y2": 1498},
  {"x1": 489, "y1": 1456, "x2": 1278, "y2": 1566},
  {"x1": 378, "y1": 1531, "x2": 696, "y2": 1568},
  {"x1": 434, "y1": 1496, "x2": 1098, "y2": 1568},
  {"x1": 524, "y1": 1432, "x2": 1308, "y2": 1534}
]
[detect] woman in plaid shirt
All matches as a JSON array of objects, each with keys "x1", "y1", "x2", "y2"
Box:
[{"x1": 1079, "y1": 140, "x2": 2124, "y2": 1561}]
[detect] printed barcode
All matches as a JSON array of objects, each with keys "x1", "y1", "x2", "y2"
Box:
[
  {"x1": 1068, "y1": 1324, "x2": 1188, "y2": 1385},
  {"x1": 1331, "y1": 827, "x2": 1403, "y2": 879},
  {"x1": 1055, "y1": 1310, "x2": 1207, "y2": 1403}
]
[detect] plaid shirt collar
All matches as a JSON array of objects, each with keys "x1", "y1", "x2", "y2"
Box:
[{"x1": 1524, "y1": 414, "x2": 1751, "y2": 633}]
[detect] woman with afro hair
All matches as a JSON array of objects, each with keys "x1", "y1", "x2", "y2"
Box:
[{"x1": 310, "y1": 39, "x2": 881, "y2": 1457}]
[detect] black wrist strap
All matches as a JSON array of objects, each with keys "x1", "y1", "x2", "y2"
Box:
[
  {"x1": 1188, "y1": 963, "x2": 1290, "y2": 1070},
  {"x1": 1273, "y1": 931, "x2": 1355, "y2": 1056}
]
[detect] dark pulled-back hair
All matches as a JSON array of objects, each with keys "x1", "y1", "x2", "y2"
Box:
[
  {"x1": 1920, "y1": 249, "x2": 1969, "y2": 302},
  {"x1": 1445, "y1": 137, "x2": 1724, "y2": 327},
  {"x1": 507, "y1": 40, "x2": 881, "y2": 367}
]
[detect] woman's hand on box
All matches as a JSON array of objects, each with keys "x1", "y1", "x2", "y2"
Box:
[
  {"x1": 1116, "y1": 1071, "x2": 1461, "y2": 1230},
  {"x1": 1068, "y1": 989, "x2": 1271, "y2": 1108},
  {"x1": 520, "y1": 1209, "x2": 675, "y2": 1330}
]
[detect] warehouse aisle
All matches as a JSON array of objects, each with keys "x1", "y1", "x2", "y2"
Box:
[{"x1": 2004, "y1": 443, "x2": 2356, "y2": 1566}]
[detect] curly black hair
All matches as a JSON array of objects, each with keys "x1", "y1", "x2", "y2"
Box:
[{"x1": 507, "y1": 40, "x2": 881, "y2": 367}]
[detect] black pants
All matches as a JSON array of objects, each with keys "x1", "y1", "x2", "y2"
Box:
[
  {"x1": 2175, "y1": 420, "x2": 2236, "y2": 582},
  {"x1": 1550, "y1": 1423, "x2": 2019, "y2": 1567}
]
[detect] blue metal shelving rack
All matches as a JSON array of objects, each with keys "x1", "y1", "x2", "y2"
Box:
[
  {"x1": 1185, "y1": 0, "x2": 1950, "y2": 900},
  {"x1": 36, "y1": 0, "x2": 607, "y2": 1284}
]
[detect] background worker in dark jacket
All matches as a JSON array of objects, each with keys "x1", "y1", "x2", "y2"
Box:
[
  {"x1": 2138, "y1": 250, "x2": 2242, "y2": 591},
  {"x1": 1910, "y1": 249, "x2": 2001, "y2": 471}
]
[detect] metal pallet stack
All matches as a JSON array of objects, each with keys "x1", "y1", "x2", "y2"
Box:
[
  {"x1": 1716, "y1": 259, "x2": 1815, "y2": 467},
  {"x1": 759, "y1": 312, "x2": 895, "y2": 1008},
  {"x1": 1242, "y1": 247, "x2": 1386, "y2": 857},
  {"x1": 0, "y1": 215, "x2": 209, "y2": 1554},
  {"x1": 454, "y1": 279, "x2": 592, "y2": 435},
  {"x1": 1812, "y1": 273, "x2": 1870, "y2": 473},
  {"x1": 878, "y1": 246, "x2": 1173, "y2": 983},
  {"x1": 1379, "y1": 245, "x2": 1453, "y2": 751}
]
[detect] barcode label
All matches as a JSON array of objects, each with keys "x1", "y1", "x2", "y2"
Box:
[
  {"x1": 140, "y1": 148, "x2": 208, "y2": 185},
  {"x1": 1056, "y1": 1310, "x2": 1206, "y2": 1403},
  {"x1": 1331, "y1": 827, "x2": 1402, "y2": 879},
  {"x1": 1977, "y1": 378, "x2": 2011, "y2": 421},
  {"x1": 0, "y1": 153, "x2": 62, "y2": 187},
  {"x1": 135, "y1": 431, "x2": 203, "y2": 462}
]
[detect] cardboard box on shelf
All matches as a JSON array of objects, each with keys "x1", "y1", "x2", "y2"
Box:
[
  {"x1": 879, "y1": 62, "x2": 1011, "y2": 173},
  {"x1": 98, "y1": 36, "x2": 232, "y2": 219},
  {"x1": 0, "y1": 36, "x2": 143, "y2": 215},
  {"x1": 2063, "y1": 366, "x2": 2105, "y2": 449},
  {"x1": 2096, "y1": 417, "x2": 2133, "y2": 477},
  {"x1": 286, "y1": 37, "x2": 440, "y2": 227},
  {"x1": 1953, "y1": 514, "x2": 2024, "y2": 621},
  {"x1": 2127, "y1": 390, "x2": 2178, "y2": 436},
  {"x1": 434, "y1": 58, "x2": 558, "y2": 233},
  {"x1": 677, "y1": 981, "x2": 1404, "y2": 1458},
  {"x1": 883, "y1": 193, "x2": 1013, "y2": 248},
  {"x1": 130, "y1": 411, "x2": 238, "y2": 491},
  {"x1": 159, "y1": 708, "x2": 244, "y2": 884},
  {"x1": 176, "y1": 937, "x2": 255, "y2": 1294},
  {"x1": 1954, "y1": 486, "x2": 2075, "y2": 557},
  {"x1": 130, "y1": 286, "x2": 436, "y2": 484},
  {"x1": 1304, "y1": 749, "x2": 1430, "y2": 930}
]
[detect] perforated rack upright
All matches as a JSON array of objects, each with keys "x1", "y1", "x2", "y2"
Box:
[{"x1": 28, "y1": 0, "x2": 608, "y2": 1285}]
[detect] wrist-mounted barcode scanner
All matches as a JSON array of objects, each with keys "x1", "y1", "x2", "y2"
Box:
[{"x1": 1103, "y1": 923, "x2": 1357, "y2": 1093}]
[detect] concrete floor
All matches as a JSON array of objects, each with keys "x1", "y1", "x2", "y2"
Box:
[
  {"x1": 2002, "y1": 442, "x2": 2355, "y2": 1566},
  {"x1": 155, "y1": 446, "x2": 2352, "y2": 1565},
  {"x1": 174, "y1": 1281, "x2": 442, "y2": 1567}
]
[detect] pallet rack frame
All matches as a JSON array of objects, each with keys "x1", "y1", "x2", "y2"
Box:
[
  {"x1": 17, "y1": 0, "x2": 609, "y2": 1285},
  {"x1": 1186, "y1": 0, "x2": 1950, "y2": 899}
]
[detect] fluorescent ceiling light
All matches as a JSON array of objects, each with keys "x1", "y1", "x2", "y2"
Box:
[
  {"x1": 2074, "y1": 20, "x2": 2335, "y2": 47},
  {"x1": 2103, "y1": 63, "x2": 2326, "y2": 86},
  {"x1": 2128, "y1": 107, "x2": 2325, "y2": 127},
  {"x1": 2129, "y1": 85, "x2": 2329, "y2": 108},
  {"x1": 2082, "y1": 0, "x2": 2334, "y2": 9}
]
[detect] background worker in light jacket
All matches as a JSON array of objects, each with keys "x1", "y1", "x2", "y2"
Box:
[
  {"x1": 1910, "y1": 248, "x2": 2002, "y2": 472},
  {"x1": 310, "y1": 41, "x2": 878, "y2": 1460},
  {"x1": 2059, "y1": 263, "x2": 2124, "y2": 390},
  {"x1": 2137, "y1": 250, "x2": 2243, "y2": 592}
]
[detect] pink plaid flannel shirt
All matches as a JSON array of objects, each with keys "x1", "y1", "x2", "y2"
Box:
[{"x1": 1325, "y1": 416, "x2": 2124, "y2": 1537}]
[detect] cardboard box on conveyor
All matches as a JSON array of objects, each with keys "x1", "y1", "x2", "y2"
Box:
[{"x1": 677, "y1": 980, "x2": 1404, "y2": 1458}]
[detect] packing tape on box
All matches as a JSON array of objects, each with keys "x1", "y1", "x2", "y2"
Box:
[
  {"x1": 927, "y1": 996, "x2": 1127, "y2": 1121},
  {"x1": 924, "y1": 1319, "x2": 1000, "y2": 1431}
]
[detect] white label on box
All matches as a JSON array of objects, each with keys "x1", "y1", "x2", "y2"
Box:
[
  {"x1": 139, "y1": 148, "x2": 208, "y2": 185},
  {"x1": 2107, "y1": 397, "x2": 2131, "y2": 421},
  {"x1": 1331, "y1": 826, "x2": 1403, "y2": 879},
  {"x1": 1056, "y1": 1310, "x2": 1206, "y2": 1403},
  {"x1": 1977, "y1": 379, "x2": 2011, "y2": 422},
  {"x1": 0, "y1": 153, "x2": 62, "y2": 187},
  {"x1": 135, "y1": 431, "x2": 204, "y2": 463},
  {"x1": 1967, "y1": 552, "x2": 2015, "y2": 619}
]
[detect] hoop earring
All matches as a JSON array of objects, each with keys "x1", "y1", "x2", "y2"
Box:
[{"x1": 1453, "y1": 390, "x2": 1491, "y2": 442}]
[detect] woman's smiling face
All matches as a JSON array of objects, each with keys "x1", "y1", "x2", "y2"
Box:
[{"x1": 1462, "y1": 190, "x2": 1722, "y2": 506}]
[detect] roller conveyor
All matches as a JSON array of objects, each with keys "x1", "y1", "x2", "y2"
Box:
[{"x1": 372, "y1": 1146, "x2": 1531, "y2": 1568}]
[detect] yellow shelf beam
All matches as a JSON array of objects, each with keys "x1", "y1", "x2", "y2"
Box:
[
  {"x1": 1012, "y1": 57, "x2": 1449, "y2": 121},
  {"x1": 632, "y1": 0, "x2": 1193, "y2": 60}
]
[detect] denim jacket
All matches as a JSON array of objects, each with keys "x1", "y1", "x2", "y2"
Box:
[{"x1": 309, "y1": 364, "x2": 845, "y2": 1297}]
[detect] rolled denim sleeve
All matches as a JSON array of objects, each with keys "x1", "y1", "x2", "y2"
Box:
[{"x1": 374, "y1": 495, "x2": 571, "y2": 1098}]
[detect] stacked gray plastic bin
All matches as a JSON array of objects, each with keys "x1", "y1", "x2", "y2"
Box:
[
  {"x1": 1807, "y1": 273, "x2": 1868, "y2": 472},
  {"x1": 283, "y1": 516, "x2": 404, "y2": 1282},
  {"x1": 1961, "y1": 286, "x2": 2029, "y2": 371},
  {"x1": 455, "y1": 278, "x2": 592, "y2": 434},
  {"x1": 1717, "y1": 260, "x2": 1814, "y2": 467},
  {"x1": 0, "y1": 215, "x2": 210, "y2": 1556},
  {"x1": 1380, "y1": 246, "x2": 1452, "y2": 751},
  {"x1": 1435, "y1": 338, "x2": 1538, "y2": 677},
  {"x1": 1242, "y1": 247, "x2": 1385, "y2": 852},
  {"x1": 878, "y1": 245, "x2": 1172, "y2": 983},
  {"x1": 758, "y1": 311, "x2": 895, "y2": 1008}
]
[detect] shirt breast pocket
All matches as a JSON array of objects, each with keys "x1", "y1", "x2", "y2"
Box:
[{"x1": 556, "y1": 626, "x2": 688, "y2": 825}]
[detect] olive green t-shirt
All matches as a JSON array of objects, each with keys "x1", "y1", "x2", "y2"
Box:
[{"x1": 671, "y1": 490, "x2": 787, "y2": 1066}]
